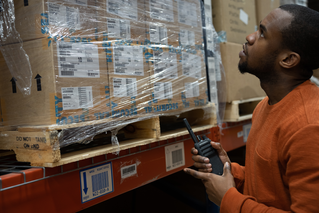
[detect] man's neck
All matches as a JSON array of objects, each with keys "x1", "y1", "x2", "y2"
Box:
[{"x1": 260, "y1": 79, "x2": 308, "y2": 105}]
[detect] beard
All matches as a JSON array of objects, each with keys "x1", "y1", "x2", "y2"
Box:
[{"x1": 238, "y1": 52, "x2": 279, "y2": 85}]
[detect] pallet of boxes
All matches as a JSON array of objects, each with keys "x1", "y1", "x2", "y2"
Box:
[
  {"x1": 211, "y1": 0, "x2": 283, "y2": 122},
  {"x1": 0, "y1": 0, "x2": 216, "y2": 167}
]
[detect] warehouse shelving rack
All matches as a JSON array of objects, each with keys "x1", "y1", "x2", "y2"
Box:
[{"x1": 0, "y1": 120, "x2": 250, "y2": 213}]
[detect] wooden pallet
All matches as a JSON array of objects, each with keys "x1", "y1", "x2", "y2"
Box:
[
  {"x1": 223, "y1": 97, "x2": 265, "y2": 122},
  {"x1": 0, "y1": 104, "x2": 216, "y2": 167}
]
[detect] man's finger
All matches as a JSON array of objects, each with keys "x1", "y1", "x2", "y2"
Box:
[
  {"x1": 210, "y1": 142, "x2": 227, "y2": 156},
  {"x1": 184, "y1": 168, "x2": 210, "y2": 180},
  {"x1": 191, "y1": 147, "x2": 198, "y2": 155},
  {"x1": 192, "y1": 155, "x2": 210, "y2": 163}
]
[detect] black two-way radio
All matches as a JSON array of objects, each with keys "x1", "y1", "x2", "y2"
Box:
[{"x1": 183, "y1": 118, "x2": 223, "y2": 175}]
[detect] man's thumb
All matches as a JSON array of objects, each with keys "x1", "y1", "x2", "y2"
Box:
[{"x1": 223, "y1": 162, "x2": 231, "y2": 176}]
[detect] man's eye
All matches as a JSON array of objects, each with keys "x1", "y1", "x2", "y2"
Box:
[{"x1": 260, "y1": 30, "x2": 264, "y2": 38}]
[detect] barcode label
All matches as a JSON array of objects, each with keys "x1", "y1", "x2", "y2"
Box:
[
  {"x1": 57, "y1": 41, "x2": 100, "y2": 78},
  {"x1": 107, "y1": 18, "x2": 131, "y2": 39},
  {"x1": 107, "y1": 0, "x2": 138, "y2": 21},
  {"x1": 61, "y1": 86, "x2": 93, "y2": 110},
  {"x1": 80, "y1": 162, "x2": 113, "y2": 203},
  {"x1": 113, "y1": 77, "x2": 137, "y2": 97},
  {"x1": 92, "y1": 171, "x2": 109, "y2": 193},
  {"x1": 205, "y1": 28, "x2": 215, "y2": 51},
  {"x1": 113, "y1": 45, "x2": 144, "y2": 76},
  {"x1": 182, "y1": 52, "x2": 202, "y2": 79},
  {"x1": 121, "y1": 164, "x2": 137, "y2": 179},
  {"x1": 185, "y1": 82, "x2": 200, "y2": 98},
  {"x1": 48, "y1": 3, "x2": 81, "y2": 30},
  {"x1": 154, "y1": 82, "x2": 173, "y2": 100},
  {"x1": 172, "y1": 149, "x2": 183, "y2": 164},
  {"x1": 180, "y1": 29, "x2": 195, "y2": 46},
  {"x1": 204, "y1": 3, "x2": 212, "y2": 26},
  {"x1": 149, "y1": 24, "x2": 168, "y2": 44},
  {"x1": 154, "y1": 51, "x2": 177, "y2": 79},
  {"x1": 165, "y1": 142, "x2": 185, "y2": 172},
  {"x1": 149, "y1": 0, "x2": 174, "y2": 22},
  {"x1": 177, "y1": 0, "x2": 198, "y2": 27}
]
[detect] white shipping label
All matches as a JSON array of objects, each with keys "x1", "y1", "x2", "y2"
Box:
[
  {"x1": 48, "y1": 3, "x2": 81, "y2": 29},
  {"x1": 150, "y1": 24, "x2": 168, "y2": 44},
  {"x1": 57, "y1": 42, "x2": 100, "y2": 78},
  {"x1": 185, "y1": 82, "x2": 199, "y2": 98},
  {"x1": 154, "y1": 82, "x2": 173, "y2": 100},
  {"x1": 113, "y1": 45, "x2": 144, "y2": 76},
  {"x1": 107, "y1": 0, "x2": 138, "y2": 21},
  {"x1": 208, "y1": 57, "x2": 216, "y2": 83},
  {"x1": 149, "y1": 0, "x2": 174, "y2": 22},
  {"x1": 165, "y1": 142, "x2": 185, "y2": 172},
  {"x1": 107, "y1": 18, "x2": 131, "y2": 39},
  {"x1": 66, "y1": 0, "x2": 88, "y2": 5},
  {"x1": 153, "y1": 51, "x2": 178, "y2": 79},
  {"x1": 182, "y1": 52, "x2": 202, "y2": 79},
  {"x1": 121, "y1": 164, "x2": 137, "y2": 179},
  {"x1": 180, "y1": 29, "x2": 195, "y2": 46},
  {"x1": 189, "y1": 3, "x2": 198, "y2": 27},
  {"x1": 61, "y1": 86, "x2": 94, "y2": 110},
  {"x1": 80, "y1": 162, "x2": 113, "y2": 203},
  {"x1": 178, "y1": 0, "x2": 198, "y2": 27},
  {"x1": 113, "y1": 78, "x2": 137, "y2": 97},
  {"x1": 215, "y1": 55, "x2": 222, "y2": 82},
  {"x1": 239, "y1": 9, "x2": 249, "y2": 25},
  {"x1": 204, "y1": 1, "x2": 213, "y2": 26},
  {"x1": 206, "y1": 28, "x2": 214, "y2": 51}
]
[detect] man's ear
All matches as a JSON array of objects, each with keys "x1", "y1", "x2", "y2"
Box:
[{"x1": 279, "y1": 52, "x2": 300, "y2": 69}]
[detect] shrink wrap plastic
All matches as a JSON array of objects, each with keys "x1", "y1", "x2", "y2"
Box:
[{"x1": 0, "y1": 0, "x2": 226, "y2": 150}]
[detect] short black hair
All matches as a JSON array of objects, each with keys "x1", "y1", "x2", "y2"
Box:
[{"x1": 279, "y1": 4, "x2": 319, "y2": 71}]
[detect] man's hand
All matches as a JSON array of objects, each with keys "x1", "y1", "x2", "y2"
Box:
[
  {"x1": 191, "y1": 142, "x2": 231, "y2": 173},
  {"x1": 184, "y1": 162, "x2": 235, "y2": 206}
]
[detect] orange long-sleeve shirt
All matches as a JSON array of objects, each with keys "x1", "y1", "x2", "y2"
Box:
[{"x1": 220, "y1": 80, "x2": 319, "y2": 212}]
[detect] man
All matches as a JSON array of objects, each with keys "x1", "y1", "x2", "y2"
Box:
[{"x1": 184, "y1": 4, "x2": 319, "y2": 212}]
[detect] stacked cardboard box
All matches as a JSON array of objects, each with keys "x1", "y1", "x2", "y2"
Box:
[
  {"x1": 208, "y1": 0, "x2": 266, "y2": 105},
  {"x1": 105, "y1": 41, "x2": 151, "y2": 118},
  {"x1": 219, "y1": 42, "x2": 265, "y2": 102},
  {"x1": 147, "y1": 47, "x2": 183, "y2": 114},
  {"x1": 255, "y1": 0, "x2": 280, "y2": 24},
  {"x1": 97, "y1": 0, "x2": 146, "y2": 43},
  {"x1": 0, "y1": 0, "x2": 208, "y2": 128},
  {"x1": 4, "y1": 0, "x2": 100, "y2": 44},
  {"x1": 0, "y1": 38, "x2": 110, "y2": 126},
  {"x1": 144, "y1": 0, "x2": 179, "y2": 47},
  {"x1": 211, "y1": 0, "x2": 256, "y2": 44}
]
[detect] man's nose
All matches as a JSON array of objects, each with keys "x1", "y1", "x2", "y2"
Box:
[{"x1": 245, "y1": 31, "x2": 257, "y2": 45}]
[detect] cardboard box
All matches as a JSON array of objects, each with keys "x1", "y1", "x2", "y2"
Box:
[
  {"x1": 176, "y1": 0, "x2": 203, "y2": 49},
  {"x1": 220, "y1": 42, "x2": 266, "y2": 102},
  {"x1": 211, "y1": 0, "x2": 257, "y2": 44},
  {"x1": 147, "y1": 47, "x2": 184, "y2": 114},
  {"x1": 178, "y1": 50, "x2": 208, "y2": 109},
  {"x1": 255, "y1": 0, "x2": 280, "y2": 24},
  {"x1": 0, "y1": 38, "x2": 110, "y2": 126},
  {"x1": 98, "y1": 0, "x2": 146, "y2": 43},
  {"x1": 105, "y1": 42, "x2": 152, "y2": 117},
  {"x1": 144, "y1": 0, "x2": 179, "y2": 47},
  {"x1": 2, "y1": 0, "x2": 100, "y2": 45}
]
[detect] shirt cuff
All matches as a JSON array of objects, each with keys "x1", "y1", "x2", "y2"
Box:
[{"x1": 220, "y1": 187, "x2": 256, "y2": 213}]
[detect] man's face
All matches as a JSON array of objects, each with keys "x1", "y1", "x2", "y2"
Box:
[{"x1": 238, "y1": 8, "x2": 293, "y2": 83}]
